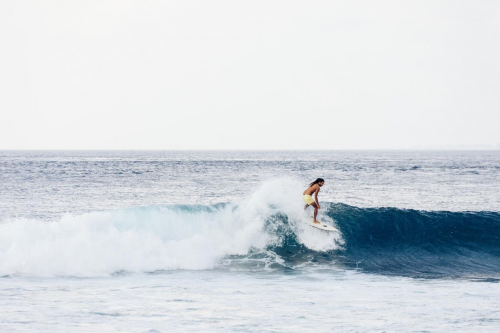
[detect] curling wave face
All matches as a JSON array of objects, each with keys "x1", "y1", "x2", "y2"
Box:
[
  {"x1": 327, "y1": 204, "x2": 500, "y2": 279},
  {"x1": 1, "y1": 179, "x2": 499, "y2": 279}
]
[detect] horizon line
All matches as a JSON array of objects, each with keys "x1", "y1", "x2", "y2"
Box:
[{"x1": 1, "y1": 148, "x2": 499, "y2": 152}]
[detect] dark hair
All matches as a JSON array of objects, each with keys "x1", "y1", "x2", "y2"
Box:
[{"x1": 309, "y1": 178, "x2": 325, "y2": 187}]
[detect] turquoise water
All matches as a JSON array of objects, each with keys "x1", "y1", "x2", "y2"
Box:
[{"x1": 1, "y1": 150, "x2": 499, "y2": 332}]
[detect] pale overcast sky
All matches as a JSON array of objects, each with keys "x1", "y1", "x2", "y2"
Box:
[{"x1": 1, "y1": 1, "x2": 499, "y2": 150}]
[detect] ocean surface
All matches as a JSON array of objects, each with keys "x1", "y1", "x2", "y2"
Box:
[{"x1": 1, "y1": 150, "x2": 499, "y2": 332}]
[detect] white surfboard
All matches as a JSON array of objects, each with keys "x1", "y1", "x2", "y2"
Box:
[{"x1": 307, "y1": 220, "x2": 340, "y2": 232}]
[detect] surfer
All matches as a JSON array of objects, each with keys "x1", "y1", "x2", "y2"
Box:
[{"x1": 303, "y1": 178, "x2": 324, "y2": 224}]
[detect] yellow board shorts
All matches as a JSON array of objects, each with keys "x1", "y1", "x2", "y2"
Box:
[{"x1": 302, "y1": 195, "x2": 315, "y2": 205}]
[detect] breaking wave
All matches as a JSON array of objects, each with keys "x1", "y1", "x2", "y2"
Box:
[{"x1": 1, "y1": 179, "x2": 499, "y2": 279}]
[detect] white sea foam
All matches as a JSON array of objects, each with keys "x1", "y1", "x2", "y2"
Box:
[{"x1": 0, "y1": 178, "x2": 341, "y2": 277}]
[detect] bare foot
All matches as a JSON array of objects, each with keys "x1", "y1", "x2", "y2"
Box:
[{"x1": 313, "y1": 220, "x2": 320, "y2": 224}]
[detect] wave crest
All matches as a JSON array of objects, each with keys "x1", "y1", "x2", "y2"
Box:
[{"x1": 1, "y1": 178, "x2": 499, "y2": 279}]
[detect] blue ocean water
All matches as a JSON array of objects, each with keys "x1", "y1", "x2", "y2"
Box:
[{"x1": 1, "y1": 150, "x2": 500, "y2": 332}]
